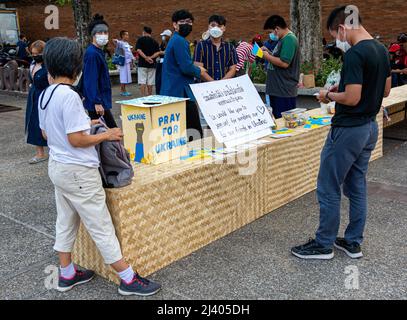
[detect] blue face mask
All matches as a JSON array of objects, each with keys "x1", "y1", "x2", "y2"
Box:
[{"x1": 270, "y1": 33, "x2": 279, "y2": 41}]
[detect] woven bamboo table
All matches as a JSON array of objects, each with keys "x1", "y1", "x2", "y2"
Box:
[
  {"x1": 383, "y1": 85, "x2": 407, "y2": 128},
  {"x1": 72, "y1": 108, "x2": 384, "y2": 284}
]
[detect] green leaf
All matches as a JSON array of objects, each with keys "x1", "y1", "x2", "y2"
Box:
[
  {"x1": 315, "y1": 58, "x2": 342, "y2": 87},
  {"x1": 250, "y1": 62, "x2": 267, "y2": 84},
  {"x1": 54, "y1": 0, "x2": 71, "y2": 6},
  {"x1": 300, "y1": 61, "x2": 315, "y2": 75}
]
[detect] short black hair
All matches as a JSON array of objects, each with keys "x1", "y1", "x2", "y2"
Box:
[
  {"x1": 19, "y1": 34, "x2": 26, "y2": 39},
  {"x1": 397, "y1": 33, "x2": 407, "y2": 43},
  {"x1": 209, "y1": 15, "x2": 227, "y2": 26},
  {"x1": 172, "y1": 9, "x2": 194, "y2": 23},
  {"x1": 120, "y1": 30, "x2": 128, "y2": 38},
  {"x1": 264, "y1": 15, "x2": 287, "y2": 30},
  {"x1": 43, "y1": 37, "x2": 83, "y2": 79},
  {"x1": 88, "y1": 14, "x2": 109, "y2": 36},
  {"x1": 143, "y1": 26, "x2": 152, "y2": 34},
  {"x1": 327, "y1": 5, "x2": 362, "y2": 31}
]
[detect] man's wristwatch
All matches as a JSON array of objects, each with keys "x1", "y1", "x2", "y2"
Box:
[{"x1": 325, "y1": 91, "x2": 333, "y2": 102}]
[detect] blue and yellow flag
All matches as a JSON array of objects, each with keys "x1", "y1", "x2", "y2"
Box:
[{"x1": 252, "y1": 42, "x2": 264, "y2": 58}]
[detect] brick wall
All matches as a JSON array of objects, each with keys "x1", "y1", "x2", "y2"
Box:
[
  {"x1": 6, "y1": 0, "x2": 407, "y2": 49},
  {"x1": 321, "y1": 0, "x2": 407, "y2": 44}
]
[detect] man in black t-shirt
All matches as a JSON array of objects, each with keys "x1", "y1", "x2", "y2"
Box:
[
  {"x1": 16, "y1": 34, "x2": 30, "y2": 62},
  {"x1": 292, "y1": 6, "x2": 392, "y2": 261},
  {"x1": 136, "y1": 26, "x2": 160, "y2": 96}
]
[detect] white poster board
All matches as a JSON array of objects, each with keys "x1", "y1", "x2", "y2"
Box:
[{"x1": 190, "y1": 75, "x2": 275, "y2": 148}]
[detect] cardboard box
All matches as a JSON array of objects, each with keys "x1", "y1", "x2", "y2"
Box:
[{"x1": 119, "y1": 95, "x2": 189, "y2": 165}]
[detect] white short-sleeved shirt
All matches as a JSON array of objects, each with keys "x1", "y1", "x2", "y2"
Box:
[{"x1": 38, "y1": 84, "x2": 99, "y2": 168}]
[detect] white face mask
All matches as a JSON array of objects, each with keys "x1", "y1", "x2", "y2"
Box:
[
  {"x1": 336, "y1": 39, "x2": 351, "y2": 53},
  {"x1": 95, "y1": 34, "x2": 109, "y2": 47},
  {"x1": 336, "y1": 27, "x2": 351, "y2": 53},
  {"x1": 209, "y1": 26, "x2": 223, "y2": 39}
]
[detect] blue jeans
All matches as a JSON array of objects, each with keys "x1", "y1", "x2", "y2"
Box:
[
  {"x1": 156, "y1": 63, "x2": 163, "y2": 95},
  {"x1": 315, "y1": 120, "x2": 379, "y2": 248}
]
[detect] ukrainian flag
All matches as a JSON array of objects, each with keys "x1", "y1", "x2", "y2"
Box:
[{"x1": 252, "y1": 42, "x2": 264, "y2": 58}]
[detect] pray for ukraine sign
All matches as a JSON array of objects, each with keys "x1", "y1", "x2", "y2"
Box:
[{"x1": 118, "y1": 95, "x2": 189, "y2": 165}]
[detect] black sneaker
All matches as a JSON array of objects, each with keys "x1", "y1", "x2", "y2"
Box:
[
  {"x1": 57, "y1": 267, "x2": 95, "y2": 292},
  {"x1": 291, "y1": 238, "x2": 334, "y2": 260},
  {"x1": 334, "y1": 238, "x2": 363, "y2": 259},
  {"x1": 118, "y1": 273, "x2": 161, "y2": 296}
]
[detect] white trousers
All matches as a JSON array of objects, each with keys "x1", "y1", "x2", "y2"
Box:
[{"x1": 48, "y1": 159, "x2": 123, "y2": 265}]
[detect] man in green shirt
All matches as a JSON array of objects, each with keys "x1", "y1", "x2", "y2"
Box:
[{"x1": 262, "y1": 15, "x2": 300, "y2": 118}]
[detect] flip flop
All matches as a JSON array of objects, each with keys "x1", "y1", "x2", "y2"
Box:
[{"x1": 29, "y1": 156, "x2": 49, "y2": 164}]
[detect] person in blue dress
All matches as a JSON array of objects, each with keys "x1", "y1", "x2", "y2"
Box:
[
  {"x1": 25, "y1": 40, "x2": 49, "y2": 164},
  {"x1": 82, "y1": 14, "x2": 118, "y2": 128},
  {"x1": 161, "y1": 9, "x2": 206, "y2": 141}
]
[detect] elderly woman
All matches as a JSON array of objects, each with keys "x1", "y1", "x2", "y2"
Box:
[
  {"x1": 82, "y1": 14, "x2": 117, "y2": 128},
  {"x1": 25, "y1": 40, "x2": 49, "y2": 164},
  {"x1": 39, "y1": 37, "x2": 161, "y2": 296}
]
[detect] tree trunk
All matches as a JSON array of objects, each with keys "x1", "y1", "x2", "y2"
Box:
[
  {"x1": 71, "y1": 0, "x2": 92, "y2": 50},
  {"x1": 290, "y1": 0, "x2": 300, "y2": 39},
  {"x1": 290, "y1": 0, "x2": 323, "y2": 71}
]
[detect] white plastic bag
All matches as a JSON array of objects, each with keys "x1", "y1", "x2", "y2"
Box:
[
  {"x1": 324, "y1": 70, "x2": 341, "y2": 90},
  {"x1": 320, "y1": 101, "x2": 336, "y2": 114}
]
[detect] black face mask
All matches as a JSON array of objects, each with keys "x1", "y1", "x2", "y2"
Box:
[
  {"x1": 33, "y1": 55, "x2": 43, "y2": 63},
  {"x1": 178, "y1": 24, "x2": 193, "y2": 38}
]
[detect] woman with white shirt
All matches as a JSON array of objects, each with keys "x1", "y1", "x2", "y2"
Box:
[
  {"x1": 39, "y1": 37, "x2": 161, "y2": 296},
  {"x1": 114, "y1": 30, "x2": 134, "y2": 97}
]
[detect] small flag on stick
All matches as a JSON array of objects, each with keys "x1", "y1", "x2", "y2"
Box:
[{"x1": 252, "y1": 42, "x2": 264, "y2": 58}]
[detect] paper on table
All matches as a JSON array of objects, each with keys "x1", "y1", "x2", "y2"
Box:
[
  {"x1": 180, "y1": 149, "x2": 214, "y2": 161},
  {"x1": 270, "y1": 133, "x2": 293, "y2": 139},
  {"x1": 269, "y1": 128, "x2": 294, "y2": 139},
  {"x1": 304, "y1": 116, "x2": 332, "y2": 129}
]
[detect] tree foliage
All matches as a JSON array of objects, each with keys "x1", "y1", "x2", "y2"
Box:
[{"x1": 53, "y1": 0, "x2": 91, "y2": 49}]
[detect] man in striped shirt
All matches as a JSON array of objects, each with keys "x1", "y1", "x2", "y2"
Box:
[
  {"x1": 236, "y1": 41, "x2": 256, "y2": 77},
  {"x1": 194, "y1": 15, "x2": 238, "y2": 82}
]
